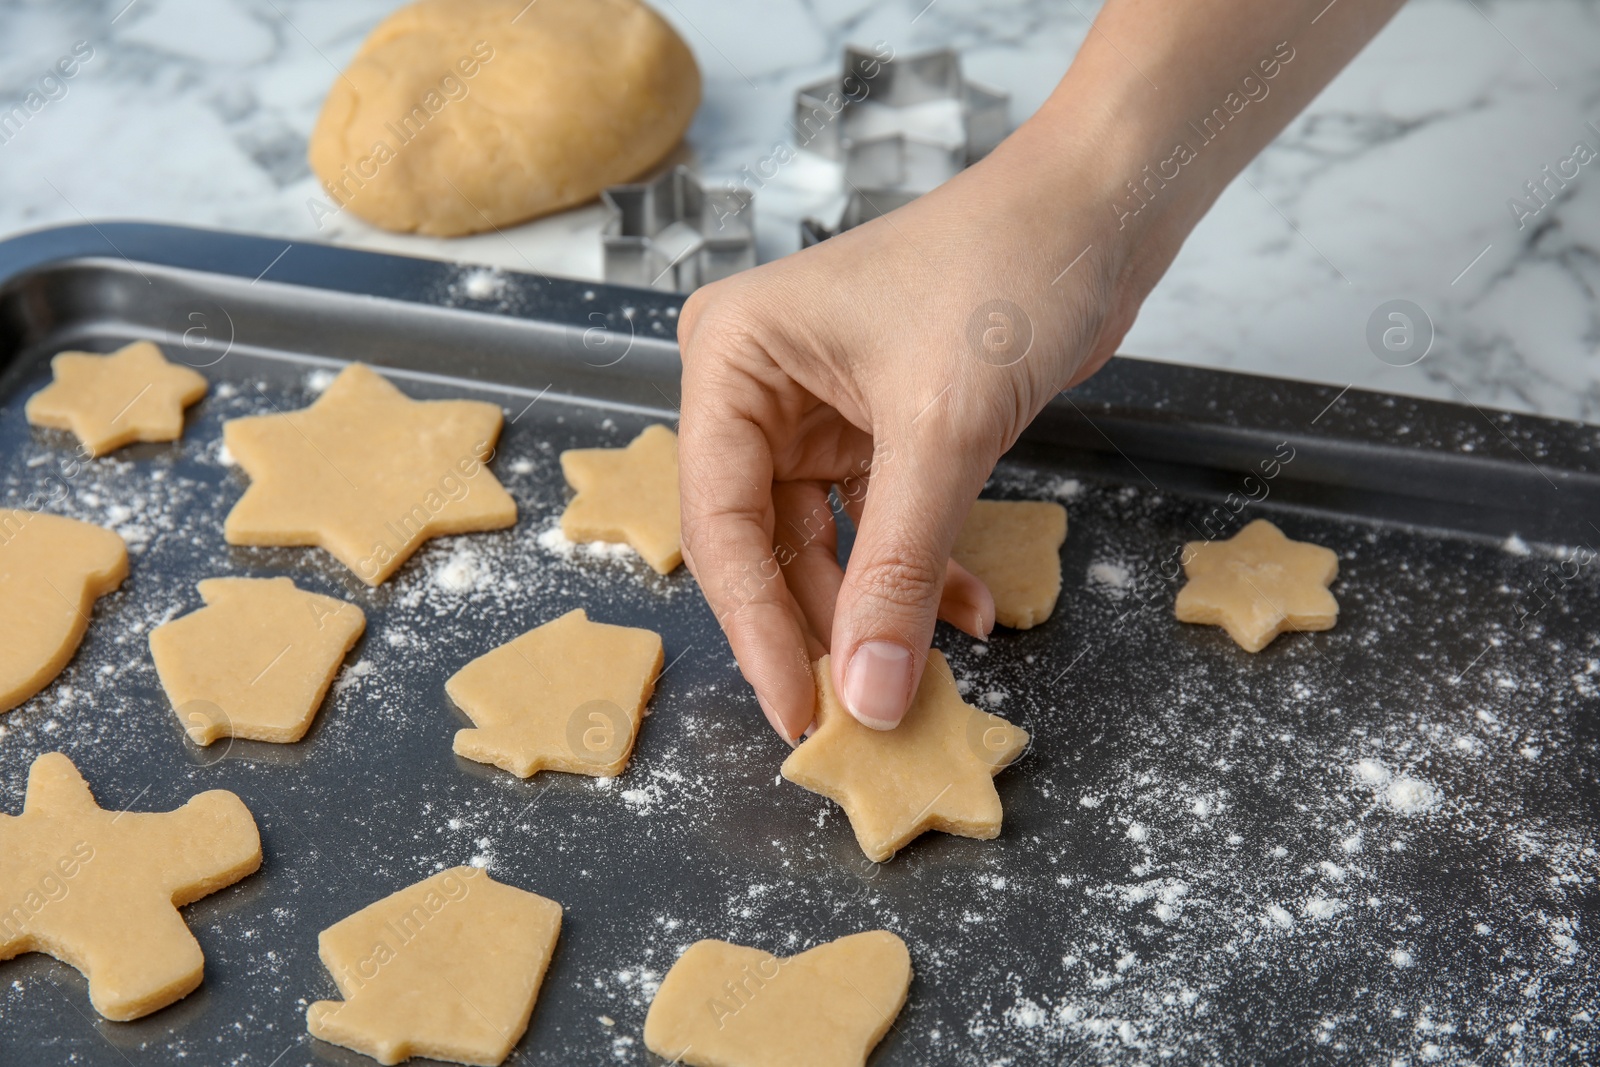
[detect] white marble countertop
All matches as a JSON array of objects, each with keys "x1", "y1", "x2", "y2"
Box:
[{"x1": 2, "y1": 0, "x2": 1596, "y2": 422}]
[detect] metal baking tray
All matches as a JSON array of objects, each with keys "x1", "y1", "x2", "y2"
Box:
[{"x1": 0, "y1": 224, "x2": 1595, "y2": 1067}]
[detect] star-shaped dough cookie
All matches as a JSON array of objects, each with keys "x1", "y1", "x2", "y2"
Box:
[
  {"x1": 645, "y1": 931, "x2": 911, "y2": 1067},
  {"x1": 150, "y1": 577, "x2": 366, "y2": 744},
  {"x1": 0, "y1": 510, "x2": 128, "y2": 714},
  {"x1": 0, "y1": 752, "x2": 262, "y2": 1021},
  {"x1": 223, "y1": 363, "x2": 517, "y2": 585},
  {"x1": 25, "y1": 341, "x2": 207, "y2": 457},
  {"x1": 559, "y1": 424, "x2": 681, "y2": 574},
  {"x1": 951, "y1": 499, "x2": 1068, "y2": 629},
  {"x1": 1174, "y1": 518, "x2": 1339, "y2": 652},
  {"x1": 307, "y1": 866, "x2": 561, "y2": 1066},
  {"x1": 447, "y1": 608, "x2": 663, "y2": 778},
  {"x1": 781, "y1": 651, "x2": 1029, "y2": 862}
]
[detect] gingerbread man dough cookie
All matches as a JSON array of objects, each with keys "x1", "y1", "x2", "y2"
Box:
[
  {"x1": 25, "y1": 340, "x2": 207, "y2": 457},
  {"x1": 307, "y1": 867, "x2": 562, "y2": 1066},
  {"x1": 1175, "y1": 518, "x2": 1339, "y2": 652},
  {"x1": 951, "y1": 499, "x2": 1068, "y2": 629},
  {"x1": 223, "y1": 363, "x2": 517, "y2": 585},
  {"x1": 150, "y1": 577, "x2": 367, "y2": 744},
  {"x1": 559, "y1": 424, "x2": 681, "y2": 573},
  {"x1": 0, "y1": 753, "x2": 262, "y2": 1021},
  {"x1": 645, "y1": 931, "x2": 912, "y2": 1067},
  {"x1": 782, "y1": 652, "x2": 1029, "y2": 862},
  {"x1": 0, "y1": 510, "x2": 128, "y2": 714}
]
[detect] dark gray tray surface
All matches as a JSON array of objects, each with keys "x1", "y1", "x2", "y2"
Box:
[{"x1": 0, "y1": 225, "x2": 1594, "y2": 1067}]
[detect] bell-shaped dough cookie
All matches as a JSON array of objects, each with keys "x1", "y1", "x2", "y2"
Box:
[
  {"x1": 782, "y1": 652, "x2": 1029, "y2": 862},
  {"x1": 25, "y1": 340, "x2": 207, "y2": 457},
  {"x1": 0, "y1": 753, "x2": 262, "y2": 1021},
  {"x1": 951, "y1": 499, "x2": 1068, "y2": 629},
  {"x1": 149, "y1": 577, "x2": 366, "y2": 744},
  {"x1": 644, "y1": 931, "x2": 912, "y2": 1067},
  {"x1": 559, "y1": 424, "x2": 681, "y2": 574},
  {"x1": 306, "y1": 867, "x2": 562, "y2": 1066},
  {"x1": 1174, "y1": 518, "x2": 1339, "y2": 652},
  {"x1": 0, "y1": 510, "x2": 128, "y2": 714}
]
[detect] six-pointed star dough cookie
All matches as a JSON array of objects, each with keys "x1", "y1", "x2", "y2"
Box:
[
  {"x1": 0, "y1": 752, "x2": 262, "y2": 1021},
  {"x1": 447, "y1": 608, "x2": 663, "y2": 778},
  {"x1": 782, "y1": 651, "x2": 1029, "y2": 862},
  {"x1": 307, "y1": 866, "x2": 562, "y2": 1066},
  {"x1": 644, "y1": 930, "x2": 912, "y2": 1067},
  {"x1": 150, "y1": 577, "x2": 366, "y2": 744},
  {"x1": 1175, "y1": 518, "x2": 1339, "y2": 652},
  {"x1": 25, "y1": 340, "x2": 208, "y2": 457},
  {"x1": 0, "y1": 510, "x2": 128, "y2": 714},
  {"x1": 951, "y1": 499, "x2": 1068, "y2": 629},
  {"x1": 223, "y1": 363, "x2": 517, "y2": 584},
  {"x1": 559, "y1": 423, "x2": 681, "y2": 573}
]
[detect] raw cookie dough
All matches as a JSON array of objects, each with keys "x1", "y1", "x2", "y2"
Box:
[
  {"x1": 781, "y1": 652, "x2": 1029, "y2": 862},
  {"x1": 447, "y1": 608, "x2": 663, "y2": 778},
  {"x1": 559, "y1": 424, "x2": 681, "y2": 574},
  {"x1": 308, "y1": 0, "x2": 700, "y2": 236},
  {"x1": 951, "y1": 499, "x2": 1068, "y2": 629},
  {"x1": 1174, "y1": 518, "x2": 1339, "y2": 652},
  {"x1": 25, "y1": 340, "x2": 207, "y2": 457},
  {"x1": 0, "y1": 752, "x2": 262, "y2": 1021},
  {"x1": 306, "y1": 866, "x2": 562, "y2": 1066},
  {"x1": 149, "y1": 577, "x2": 366, "y2": 744},
  {"x1": 223, "y1": 363, "x2": 516, "y2": 585},
  {"x1": 644, "y1": 931, "x2": 912, "y2": 1067},
  {"x1": 0, "y1": 510, "x2": 128, "y2": 714}
]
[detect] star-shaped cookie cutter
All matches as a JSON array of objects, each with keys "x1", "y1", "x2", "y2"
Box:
[{"x1": 601, "y1": 166, "x2": 755, "y2": 293}]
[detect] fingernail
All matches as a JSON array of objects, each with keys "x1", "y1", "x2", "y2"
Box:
[
  {"x1": 755, "y1": 694, "x2": 800, "y2": 748},
  {"x1": 843, "y1": 642, "x2": 913, "y2": 730}
]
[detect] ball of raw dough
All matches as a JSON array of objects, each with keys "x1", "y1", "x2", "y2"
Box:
[{"x1": 307, "y1": 0, "x2": 700, "y2": 236}]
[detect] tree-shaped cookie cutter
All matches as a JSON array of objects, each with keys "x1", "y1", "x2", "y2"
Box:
[{"x1": 601, "y1": 166, "x2": 755, "y2": 293}]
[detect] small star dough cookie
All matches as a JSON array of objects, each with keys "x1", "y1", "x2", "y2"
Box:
[
  {"x1": 0, "y1": 510, "x2": 128, "y2": 714},
  {"x1": 149, "y1": 577, "x2": 367, "y2": 744},
  {"x1": 1175, "y1": 518, "x2": 1339, "y2": 652},
  {"x1": 782, "y1": 652, "x2": 1029, "y2": 862},
  {"x1": 306, "y1": 867, "x2": 562, "y2": 1066},
  {"x1": 559, "y1": 424, "x2": 681, "y2": 573},
  {"x1": 0, "y1": 753, "x2": 262, "y2": 1021},
  {"x1": 25, "y1": 340, "x2": 208, "y2": 457},
  {"x1": 951, "y1": 499, "x2": 1068, "y2": 629},
  {"x1": 223, "y1": 363, "x2": 517, "y2": 585},
  {"x1": 447, "y1": 608, "x2": 663, "y2": 778},
  {"x1": 644, "y1": 931, "x2": 912, "y2": 1067}
]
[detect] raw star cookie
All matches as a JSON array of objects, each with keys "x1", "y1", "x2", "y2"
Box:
[
  {"x1": 25, "y1": 340, "x2": 207, "y2": 457},
  {"x1": 782, "y1": 652, "x2": 1029, "y2": 862},
  {"x1": 223, "y1": 363, "x2": 516, "y2": 585},
  {"x1": 559, "y1": 423, "x2": 681, "y2": 574},
  {"x1": 644, "y1": 931, "x2": 912, "y2": 1067},
  {"x1": 306, "y1": 866, "x2": 562, "y2": 1066},
  {"x1": 951, "y1": 499, "x2": 1067, "y2": 629},
  {"x1": 0, "y1": 752, "x2": 262, "y2": 1021},
  {"x1": 1175, "y1": 518, "x2": 1339, "y2": 652},
  {"x1": 0, "y1": 510, "x2": 128, "y2": 714},
  {"x1": 149, "y1": 577, "x2": 366, "y2": 744},
  {"x1": 447, "y1": 608, "x2": 663, "y2": 777}
]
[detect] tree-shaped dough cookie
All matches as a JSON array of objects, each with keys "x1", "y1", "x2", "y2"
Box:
[
  {"x1": 0, "y1": 509, "x2": 128, "y2": 714},
  {"x1": 447, "y1": 608, "x2": 663, "y2": 778},
  {"x1": 644, "y1": 931, "x2": 911, "y2": 1067},
  {"x1": 782, "y1": 652, "x2": 1029, "y2": 862},
  {"x1": 559, "y1": 424, "x2": 681, "y2": 573},
  {"x1": 25, "y1": 340, "x2": 208, "y2": 457},
  {"x1": 950, "y1": 499, "x2": 1068, "y2": 629},
  {"x1": 1174, "y1": 518, "x2": 1339, "y2": 652},
  {"x1": 307, "y1": 866, "x2": 562, "y2": 1066},
  {"x1": 150, "y1": 577, "x2": 366, "y2": 744},
  {"x1": 0, "y1": 753, "x2": 262, "y2": 1020},
  {"x1": 223, "y1": 363, "x2": 516, "y2": 584}
]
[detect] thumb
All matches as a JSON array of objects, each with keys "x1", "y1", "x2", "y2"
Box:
[{"x1": 830, "y1": 433, "x2": 994, "y2": 730}]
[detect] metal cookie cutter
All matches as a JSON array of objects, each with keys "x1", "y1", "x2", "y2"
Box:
[{"x1": 601, "y1": 166, "x2": 755, "y2": 293}]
